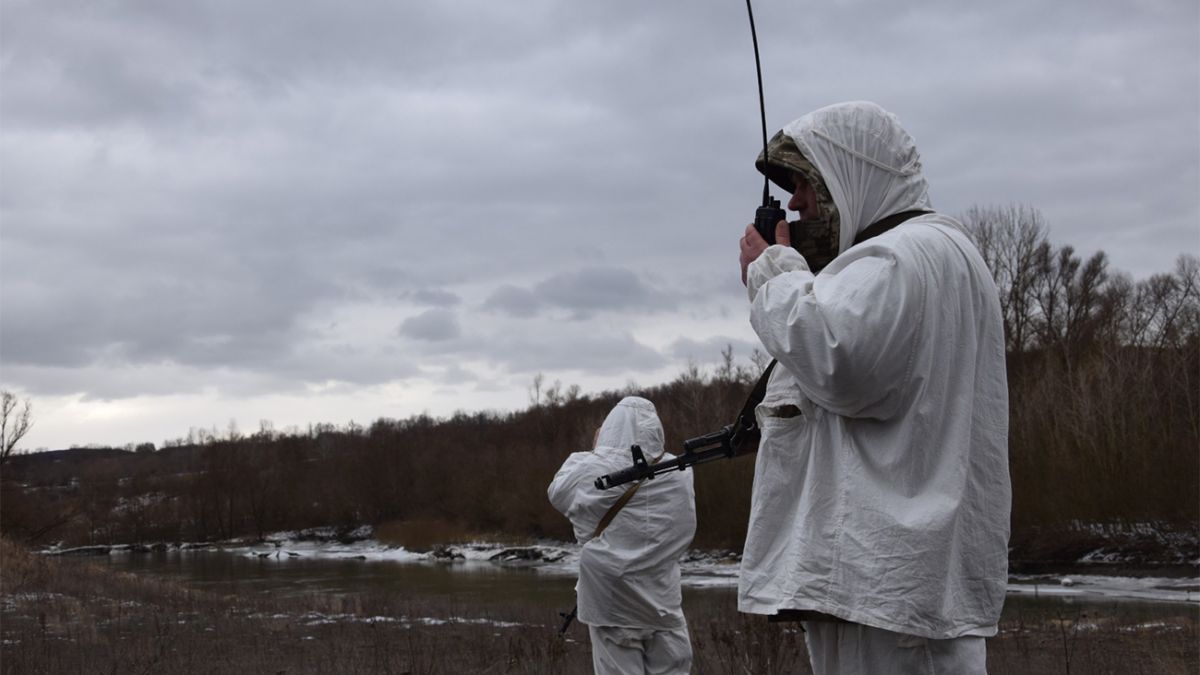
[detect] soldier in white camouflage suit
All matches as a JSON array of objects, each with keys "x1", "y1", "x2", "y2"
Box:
[
  {"x1": 737, "y1": 101, "x2": 1011, "y2": 675},
  {"x1": 548, "y1": 397, "x2": 696, "y2": 675}
]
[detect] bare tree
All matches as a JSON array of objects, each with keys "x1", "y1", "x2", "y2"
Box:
[
  {"x1": 1027, "y1": 243, "x2": 1111, "y2": 369},
  {"x1": 716, "y1": 344, "x2": 736, "y2": 382},
  {"x1": 1, "y1": 391, "x2": 33, "y2": 465},
  {"x1": 1152, "y1": 254, "x2": 1200, "y2": 351},
  {"x1": 1064, "y1": 249, "x2": 1109, "y2": 353},
  {"x1": 961, "y1": 204, "x2": 1049, "y2": 353},
  {"x1": 749, "y1": 348, "x2": 771, "y2": 372},
  {"x1": 544, "y1": 379, "x2": 564, "y2": 406},
  {"x1": 529, "y1": 372, "x2": 545, "y2": 407}
]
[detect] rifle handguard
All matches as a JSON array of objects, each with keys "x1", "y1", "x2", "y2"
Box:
[{"x1": 682, "y1": 425, "x2": 733, "y2": 452}]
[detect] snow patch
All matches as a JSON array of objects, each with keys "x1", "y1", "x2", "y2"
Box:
[{"x1": 1008, "y1": 573, "x2": 1198, "y2": 604}]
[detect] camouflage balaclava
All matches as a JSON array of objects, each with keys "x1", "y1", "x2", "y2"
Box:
[{"x1": 754, "y1": 130, "x2": 841, "y2": 272}]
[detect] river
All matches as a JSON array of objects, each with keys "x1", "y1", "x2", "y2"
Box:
[{"x1": 73, "y1": 542, "x2": 1197, "y2": 630}]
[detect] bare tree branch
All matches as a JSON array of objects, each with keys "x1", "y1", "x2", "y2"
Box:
[{"x1": 1, "y1": 391, "x2": 34, "y2": 465}]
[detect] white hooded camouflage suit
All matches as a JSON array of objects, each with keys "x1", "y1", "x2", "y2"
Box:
[
  {"x1": 548, "y1": 396, "x2": 696, "y2": 674},
  {"x1": 740, "y1": 101, "x2": 1012, "y2": 642}
]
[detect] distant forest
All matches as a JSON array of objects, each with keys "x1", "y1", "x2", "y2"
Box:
[{"x1": 2, "y1": 206, "x2": 1197, "y2": 556}]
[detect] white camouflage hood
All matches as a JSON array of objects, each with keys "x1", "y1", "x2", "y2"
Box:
[{"x1": 780, "y1": 101, "x2": 933, "y2": 253}]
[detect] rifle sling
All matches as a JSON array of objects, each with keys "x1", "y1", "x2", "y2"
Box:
[
  {"x1": 851, "y1": 210, "x2": 930, "y2": 246},
  {"x1": 591, "y1": 450, "x2": 664, "y2": 539},
  {"x1": 741, "y1": 360, "x2": 777, "y2": 421}
]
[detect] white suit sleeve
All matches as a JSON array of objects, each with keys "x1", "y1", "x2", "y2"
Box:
[
  {"x1": 548, "y1": 452, "x2": 622, "y2": 544},
  {"x1": 747, "y1": 245, "x2": 811, "y2": 302},
  {"x1": 548, "y1": 452, "x2": 592, "y2": 517},
  {"x1": 748, "y1": 240, "x2": 922, "y2": 420}
]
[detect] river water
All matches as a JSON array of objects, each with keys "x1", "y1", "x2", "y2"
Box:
[
  {"x1": 76, "y1": 544, "x2": 1197, "y2": 630},
  {"x1": 98, "y1": 548, "x2": 580, "y2": 609}
]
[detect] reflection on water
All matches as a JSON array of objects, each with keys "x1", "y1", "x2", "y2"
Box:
[
  {"x1": 83, "y1": 549, "x2": 1193, "y2": 625},
  {"x1": 92, "y1": 549, "x2": 580, "y2": 609}
]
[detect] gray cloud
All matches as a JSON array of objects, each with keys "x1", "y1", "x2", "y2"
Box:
[
  {"x1": 0, "y1": 0, "x2": 1195, "y2": 447},
  {"x1": 485, "y1": 285, "x2": 541, "y2": 318},
  {"x1": 668, "y1": 337, "x2": 764, "y2": 365},
  {"x1": 534, "y1": 266, "x2": 663, "y2": 315},
  {"x1": 490, "y1": 330, "x2": 667, "y2": 376},
  {"x1": 484, "y1": 266, "x2": 675, "y2": 319},
  {"x1": 398, "y1": 309, "x2": 461, "y2": 342},
  {"x1": 406, "y1": 289, "x2": 461, "y2": 308}
]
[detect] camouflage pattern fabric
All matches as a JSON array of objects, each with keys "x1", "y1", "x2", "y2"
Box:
[{"x1": 755, "y1": 130, "x2": 841, "y2": 272}]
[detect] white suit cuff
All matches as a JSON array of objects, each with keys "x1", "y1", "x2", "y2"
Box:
[{"x1": 747, "y1": 245, "x2": 811, "y2": 302}]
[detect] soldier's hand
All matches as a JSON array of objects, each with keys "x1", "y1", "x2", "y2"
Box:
[
  {"x1": 774, "y1": 219, "x2": 791, "y2": 247},
  {"x1": 741, "y1": 221, "x2": 790, "y2": 285}
]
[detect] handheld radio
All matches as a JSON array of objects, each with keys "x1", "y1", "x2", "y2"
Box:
[{"x1": 746, "y1": 0, "x2": 786, "y2": 244}]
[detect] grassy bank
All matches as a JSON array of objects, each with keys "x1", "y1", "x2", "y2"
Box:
[{"x1": 2, "y1": 538, "x2": 1196, "y2": 674}]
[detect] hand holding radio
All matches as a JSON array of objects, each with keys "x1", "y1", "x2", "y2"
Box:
[{"x1": 740, "y1": 220, "x2": 792, "y2": 285}]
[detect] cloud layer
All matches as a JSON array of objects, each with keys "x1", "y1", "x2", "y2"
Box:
[{"x1": 1, "y1": 0, "x2": 1196, "y2": 448}]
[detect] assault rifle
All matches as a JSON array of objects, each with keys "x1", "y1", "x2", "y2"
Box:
[{"x1": 594, "y1": 361, "x2": 777, "y2": 490}]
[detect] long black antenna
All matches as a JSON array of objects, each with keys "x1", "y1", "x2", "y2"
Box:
[{"x1": 745, "y1": 0, "x2": 771, "y2": 208}]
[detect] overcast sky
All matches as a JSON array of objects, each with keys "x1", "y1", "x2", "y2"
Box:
[{"x1": 1, "y1": 0, "x2": 1197, "y2": 450}]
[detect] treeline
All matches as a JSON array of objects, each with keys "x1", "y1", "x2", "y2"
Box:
[
  {"x1": 1, "y1": 205, "x2": 1196, "y2": 552},
  {"x1": 0, "y1": 356, "x2": 760, "y2": 549},
  {"x1": 961, "y1": 205, "x2": 1198, "y2": 531}
]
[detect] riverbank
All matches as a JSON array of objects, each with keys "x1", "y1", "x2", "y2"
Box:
[{"x1": 5, "y1": 536, "x2": 1198, "y2": 674}]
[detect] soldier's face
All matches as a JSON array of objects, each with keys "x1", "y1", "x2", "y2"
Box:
[{"x1": 788, "y1": 171, "x2": 820, "y2": 220}]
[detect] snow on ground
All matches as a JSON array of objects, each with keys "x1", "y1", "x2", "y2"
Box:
[
  {"x1": 1008, "y1": 573, "x2": 1198, "y2": 603},
  {"x1": 227, "y1": 532, "x2": 1198, "y2": 604},
  {"x1": 246, "y1": 610, "x2": 526, "y2": 629},
  {"x1": 228, "y1": 538, "x2": 426, "y2": 563}
]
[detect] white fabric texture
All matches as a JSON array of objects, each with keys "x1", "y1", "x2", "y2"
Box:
[
  {"x1": 739, "y1": 101, "x2": 1011, "y2": 639},
  {"x1": 548, "y1": 396, "x2": 697, "y2": 630},
  {"x1": 781, "y1": 101, "x2": 933, "y2": 255},
  {"x1": 804, "y1": 621, "x2": 987, "y2": 675},
  {"x1": 588, "y1": 624, "x2": 693, "y2": 675}
]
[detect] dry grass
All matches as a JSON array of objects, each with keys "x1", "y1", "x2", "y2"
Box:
[
  {"x1": 2, "y1": 538, "x2": 1196, "y2": 674},
  {"x1": 986, "y1": 598, "x2": 1199, "y2": 675}
]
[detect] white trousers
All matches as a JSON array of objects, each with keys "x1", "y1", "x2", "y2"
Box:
[
  {"x1": 588, "y1": 624, "x2": 693, "y2": 675},
  {"x1": 804, "y1": 621, "x2": 987, "y2": 675}
]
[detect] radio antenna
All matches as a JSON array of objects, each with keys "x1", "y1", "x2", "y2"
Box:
[{"x1": 745, "y1": 0, "x2": 771, "y2": 208}]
